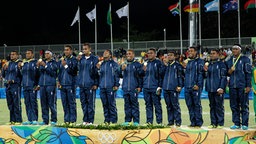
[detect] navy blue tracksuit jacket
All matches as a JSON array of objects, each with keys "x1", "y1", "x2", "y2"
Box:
[
  {"x1": 142, "y1": 59, "x2": 163, "y2": 124},
  {"x1": 21, "y1": 59, "x2": 39, "y2": 122},
  {"x1": 184, "y1": 58, "x2": 204, "y2": 127},
  {"x1": 226, "y1": 55, "x2": 251, "y2": 126},
  {"x1": 58, "y1": 55, "x2": 78, "y2": 123},
  {"x1": 39, "y1": 59, "x2": 58, "y2": 124},
  {"x1": 99, "y1": 59, "x2": 120, "y2": 123},
  {"x1": 162, "y1": 61, "x2": 184, "y2": 125},
  {"x1": 121, "y1": 59, "x2": 143, "y2": 123},
  {"x1": 77, "y1": 54, "x2": 99, "y2": 123},
  {"x1": 2, "y1": 59, "x2": 22, "y2": 123},
  {"x1": 205, "y1": 60, "x2": 227, "y2": 126}
]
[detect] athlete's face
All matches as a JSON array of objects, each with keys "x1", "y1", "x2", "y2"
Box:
[
  {"x1": 126, "y1": 51, "x2": 134, "y2": 61},
  {"x1": 147, "y1": 50, "x2": 156, "y2": 60},
  {"x1": 64, "y1": 47, "x2": 72, "y2": 57},
  {"x1": 210, "y1": 50, "x2": 219, "y2": 60},
  {"x1": 103, "y1": 50, "x2": 111, "y2": 59},
  {"x1": 26, "y1": 51, "x2": 33, "y2": 59},
  {"x1": 188, "y1": 48, "x2": 197, "y2": 59},
  {"x1": 168, "y1": 53, "x2": 175, "y2": 61},
  {"x1": 82, "y1": 45, "x2": 91, "y2": 56},
  {"x1": 232, "y1": 47, "x2": 241, "y2": 57}
]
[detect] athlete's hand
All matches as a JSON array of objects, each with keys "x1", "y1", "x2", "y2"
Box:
[
  {"x1": 136, "y1": 87, "x2": 141, "y2": 93},
  {"x1": 217, "y1": 88, "x2": 224, "y2": 95},
  {"x1": 34, "y1": 86, "x2": 40, "y2": 91},
  {"x1": 113, "y1": 86, "x2": 118, "y2": 91},
  {"x1": 121, "y1": 64, "x2": 127, "y2": 71},
  {"x1": 228, "y1": 66, "x2": 235, "y2": 74},
  {"x1": 193, "y1": 85, "x2": 199, "y2": 91},
  {"x1": 3, "y1": 64, "x2": 8, "y2": 70},
  {"x1": 245, "y1": 87, "x2": 251, "y2": 94},
  {"x1": 41, "y1": 61, "x2": 46, "y2": 67},
  {"x1": 176, "y1": 87, "x2": 182, "y2": 92},
  {"x1": 77, "y1": 55, "x2": 82, "y2": 61},
  {"x1": 91, "y1": 85, "x2": 98, "y2": 90},
  {"x1": 61, "y1": 59, "x2": 67, "y2": 66}
]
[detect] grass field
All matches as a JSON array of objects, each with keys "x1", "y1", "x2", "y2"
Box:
[{"x1": 0, "y1": 99, "x2": 255, "y2": 128}]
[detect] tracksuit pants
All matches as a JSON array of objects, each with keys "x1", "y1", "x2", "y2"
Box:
[
  {"x1": 23, "y1": 86, "x2": 38, "y2": 122},
  {"x1": 100, "y1": 88, "x2": 118, "y2": 123},
  {"x1": 208, "y1": 92, "x2": 224, "y2": 126},
  {"x1": 184, "y1": 88, "x2": 203, "y2": 126},
  {"x1": 40, "y1": 86, "x2": 57, "y2": 124},
  {"x1": 143, "y1": 88, "x2": 162, "y2": 124},
  {"x1": 229, "y1": 88, "x2": 249, "y2": 126},
  {"x1": 80, "y1": 87, "x2": 96, "y2": 123},
  {"x1": 6, "y1": 84, "x2": 22, "y2": 122},
  {"x1": 163, "y1": 90, "x2": 181, "y2": 125},
  {"x1": 60, "y1": 86, "x2": 77, "y2": 123},
  {"x1": 123, "y1": 90, "x2": 140, "y2": 123}
]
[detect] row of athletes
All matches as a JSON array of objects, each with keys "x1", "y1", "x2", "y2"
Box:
[{"x1": 1, "y1": 43, "x2": 251, "y2": 130}]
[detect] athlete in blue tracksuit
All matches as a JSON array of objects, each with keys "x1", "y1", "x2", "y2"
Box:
[
  {"x1": 184, "y1": 46, "x2": 204, "y2": 127},
  {"x1": 58, "y1": 45, "x2": 78, "y2": 124},
  {"x1": 142, "y1": 48, "x2": 163, "y2": 125},
  {"x1": 21, "y1": 50, "x2": 39, "y2": 125},
  {"x1": 120, "y1": 49, "x2": 143, "y2": 126},
  {"x1": 97, "y1": 49, "x2": 120, "y2": 124},
  {"x1": 2, "y1": 51, "x2": 22, "y2": 124},
  {"x1": 226, "y1": 44, "x2": 251, "y2": 130},
  {"x1": 205, "y1": 49, "x2": 227, "y2": 128},
  {"x1": 38, "y1": 50, "x2": 58, "y2": 125},
  {"x1": 77, "y1": 43, "x2": 99, "y2": 125},
  {"x1": 162, "y1": 51, "x2": 184, "y2": 126}
]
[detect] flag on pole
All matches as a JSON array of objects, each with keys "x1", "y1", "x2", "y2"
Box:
[
  {"x1": 71, "y1": 8, "x2": 80, "y2": 26},
  {"x1": 244, "y1": 0, "x2": 256, "y2": 10},
  {"x1": 168, "y1": 2, "x2": 180, "y2": 16},
  {"x1": 204, "y1": 0, "x2": 219, "y2": 12},
  {"x1": 223, "y1": 0, "x2": 238, "y2": 13},
  {"x1": 116, "y1": 4, "x2": 128, "y2": 18},
  {"x1": 183, "y1": 3, "x2": 199, "y2": 12},
  {"x1": 86, "y1": 8, "x2": 96, "y2": 22},
  {"x1": 107, "y1": 5, "x2": 112, "y2": 25}
]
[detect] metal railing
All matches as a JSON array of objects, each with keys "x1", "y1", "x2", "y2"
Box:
[{"x1": 0, "y1": 37, "x2": 253, "y2": 59}]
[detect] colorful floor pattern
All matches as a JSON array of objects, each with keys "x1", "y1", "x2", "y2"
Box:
[{"x1": 0, "y1": 125, "x2": 255, "y2": 144}]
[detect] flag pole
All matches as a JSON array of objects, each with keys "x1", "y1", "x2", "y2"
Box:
[
  {"x1": 238, "y1": 0, "x2": 241, "y2": 44},
  {"x1": 110, "y1": 23, "x2": 113, "y2": 54},
  {"x1": 198, "y1": 0, "x2": 202, "y2": 48},
  {"x1": 110, "y1": 3, "x2": 114, "y2": 54},
  {"x1": 127, "y1": 2, "x2": 130, "y2": 49},
  {"x1": 179, "y1": 0, "x2": 183, "y2": 55},
  {"x1": 218, "y1": 0, "x2": 221, "y2": 47},
  {"x1": 95, "y1": 5, "x2": 98, "y2": 55},
  {"x1": 163, "y1": 28, "x2": 166, "y2": 48},
  {"x1": 78, "y1": 6, "x2": 81, "y2": 52}
]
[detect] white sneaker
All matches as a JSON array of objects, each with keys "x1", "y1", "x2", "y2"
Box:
[{"x1": 82, "y1": 122, "x2": 88, "y2": 125}]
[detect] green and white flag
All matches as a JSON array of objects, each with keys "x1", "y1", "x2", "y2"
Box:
[{"x1": 107, "y1": 4, "x2": 112, "y2": 25}]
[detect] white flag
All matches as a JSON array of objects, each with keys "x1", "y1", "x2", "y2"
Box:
[
  {"x1": 116, "y1": 4, "x2": 128, "y2": 18},
  {"x1": 71, "y1": 8, "x2": 80, "y2": 26},
  {"x1": 86, "y1": 8, "x2": 96, "y2": 22}
]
